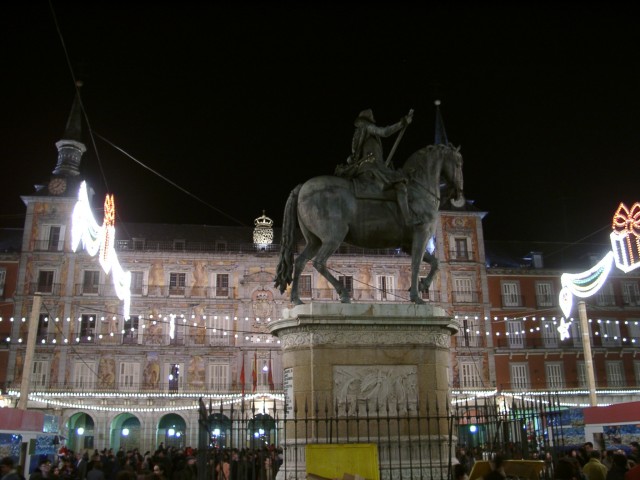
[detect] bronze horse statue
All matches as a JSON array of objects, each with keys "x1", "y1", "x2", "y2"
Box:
[{"x1": 274, "y1": 143, "x2": 464, "y2": 305}]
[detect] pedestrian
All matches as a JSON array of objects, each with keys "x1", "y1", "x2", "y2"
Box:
[
  {"x1": 1, "y1": 457, "x2": 21, "y2": 480},
  {"x1": 583, "y1": 451, "x2": 608, "y2": 480},
  {"x1": 87, "y1": 462, "x2": 105, "y2": 480},
  {"x1": 30, "y1": 459, "x2": 52, "y2": 480},
  {"x1": 607, "y1": 453, "x2": 630, "y2": 480}
]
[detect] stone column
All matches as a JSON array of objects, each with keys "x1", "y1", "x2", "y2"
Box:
[{"x1": 269, "y1": 303, "x2": 459, "y2": 480}]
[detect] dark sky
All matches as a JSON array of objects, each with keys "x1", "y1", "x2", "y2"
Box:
[{"x1": 3, "y1": 1, "x2": 640, "y2": 248}]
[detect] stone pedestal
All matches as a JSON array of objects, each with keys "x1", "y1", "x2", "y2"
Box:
[{"x1": 268, "y1": 302, "x2": 459, "y2": 480}]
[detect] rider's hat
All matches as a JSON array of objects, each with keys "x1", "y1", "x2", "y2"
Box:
[{"x1": 356, "y1": 109, "x2": 375, "y2": 123}]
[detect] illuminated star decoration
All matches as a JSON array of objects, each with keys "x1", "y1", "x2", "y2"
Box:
[
  {"x1": 557, "y1": 318, "x2": 571, "y2": 341},
  {"x1": 71, "y1": 181, "x2": 131, "y2": 319}
]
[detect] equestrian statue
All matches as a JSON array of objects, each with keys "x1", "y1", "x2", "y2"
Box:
[{"x1": 274, "y1": 108, "x2": 465, "y2": 305}]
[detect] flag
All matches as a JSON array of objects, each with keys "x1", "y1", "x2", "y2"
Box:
[
  {"x1": 240, "y1": 353, "x2": 245, "y2": 396},
  {"x1": 252, "y1": 351, "x2": 257, "y2": 393},
  {"x1": 268, "y1": 351, "x2": 275, "y2": 391}
]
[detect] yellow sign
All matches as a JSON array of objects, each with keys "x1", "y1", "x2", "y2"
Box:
[{"x1": 306, "y1": 443, "x2": 379, "y2": 480}]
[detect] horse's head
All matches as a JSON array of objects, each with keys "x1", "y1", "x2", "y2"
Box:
[{"x1": 440, "y1": 144, "x2": 465, "y2": 206}]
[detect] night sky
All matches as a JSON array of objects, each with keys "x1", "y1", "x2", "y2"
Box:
[{"x1": 3, "y1": 1, "x2": 640, "y2": 249}]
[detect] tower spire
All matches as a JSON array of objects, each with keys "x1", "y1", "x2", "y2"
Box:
[
  {"x1": 52, "y1": 82, "x2": 86, "y2": 176},
  {"x1": 434, "y1": 99, "x2": 449, "y2": 145}
]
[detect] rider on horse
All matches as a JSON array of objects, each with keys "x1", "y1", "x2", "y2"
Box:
[{"x1": 335, "y1": 109, "x2": 420, "y2": 226}]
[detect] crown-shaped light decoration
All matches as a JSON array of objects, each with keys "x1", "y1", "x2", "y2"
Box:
[{"x1": 253, "y1": 210, "x2": 274, "y2": 247}]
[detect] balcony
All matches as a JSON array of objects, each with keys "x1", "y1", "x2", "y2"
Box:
[
  {"x1": 28, "y1": 282, "x2": 62, "y2": 295},
  {"x1": 448, "y1": 250, "x2": 476, "y2": 262},
  {"x1": 535, "y1": 295, "x2": 557, "y2": 308},
  {"x1": 501, "y1": 295, "x2": 525, "y2": 308},
  {"x1": 452, "y1": 291, "x2": 480, "y2": 304}
]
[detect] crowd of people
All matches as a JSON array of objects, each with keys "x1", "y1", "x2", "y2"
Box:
[
  {"x1": 0, "y1": 444, "x2": 284, "y2": 480},
  {"x1": 454, "y1": 441, "x2": 640, "y2": 480}
]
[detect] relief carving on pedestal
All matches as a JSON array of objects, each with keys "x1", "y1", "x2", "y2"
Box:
[
  {"x1": 280, "y1": 328, "x2": 450, "y2": 350},
  {"x1": 334, "y1": 365, "x2": 418, "y2": 416}
]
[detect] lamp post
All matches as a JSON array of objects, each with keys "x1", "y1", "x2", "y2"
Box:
[{"x1": 578, "y1": 301, "x2": 597, "y2": 407}]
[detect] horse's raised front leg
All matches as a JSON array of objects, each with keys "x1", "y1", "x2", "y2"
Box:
[
  {"x1": 409, "y1": 228, "x2": 437, "y2": 304},
  {"x1": 313, "y1": 242, "x2": 351, "y2": 303}
]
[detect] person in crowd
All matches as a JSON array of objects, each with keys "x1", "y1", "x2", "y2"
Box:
[
  {"x1": 30, "y1": 459, "x2": 52, "y2": 480},
  {"x1": 77, "y1": 452, "x2": 89, "y2": 480},
  {"x1": 151, "y1": 464, "x2": 167, "y2": 480},
  {"x1": 583, "y1": 450, "x2": 609, "y2": 480},
  {"x1": 555, "y1": 456, "x2": 583, "y2": 480},
  {"x1": 1, "y1": 457, "x2": 22, "y2": 480},
  {"x1": 630, "y1": 443, "x2": 640, "y2": 464},
  {"x1": 454, "y1": 463, "x2": 469, "y2": 480},
  {"x1": 607, "y1": 453, "x2": 630, "y2": 480},
  {"x1": 484, "y1": 454, "x2": 506, "y2": 480},
  {"x1": 87, "y1": 462, "x2": 105, "y2": 480}
]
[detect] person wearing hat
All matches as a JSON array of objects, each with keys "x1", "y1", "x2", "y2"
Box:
[{"x1": 338, "y1": 108, "x2": 418, "y2": 226}]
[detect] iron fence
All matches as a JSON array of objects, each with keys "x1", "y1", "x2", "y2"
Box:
[{"x1": 195, "y1": 392, "x2": 566, "y2": 480}]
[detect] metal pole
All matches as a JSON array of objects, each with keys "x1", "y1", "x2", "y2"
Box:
[
  {"x1": 18, "y1": 294, "x2": 42, "y2": 410},
  {"x1": 578, "y1": 301, "x2": 597, "y2": 407}
]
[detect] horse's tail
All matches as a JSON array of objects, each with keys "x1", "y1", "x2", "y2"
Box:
[{"x1": 275, "y1": 184, "x2": 302, "y2": 294}]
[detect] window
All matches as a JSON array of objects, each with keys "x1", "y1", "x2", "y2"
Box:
[
  {"x1": 419, "y1": 276, "x2": 438, "y2": 301},
  {"x1": 545, "y1": 363, "x2": 565, "y2": 389},
  {"x1": 536, "y1": 282, "x2": 554, "y2": 307},
  {"x1": 453, "y1": 277, "x2": 474, "y2": 303},
  {"x1": 622, "y1": 281, "x2": 640, "y2": 306},
  {"x1": 214, "y1": 274, "x2": 229, "y2": 297},
  {"x1": 454, "y1": 237, "x2": 469, "y2": 260},
  {"x1": 0, "y1": 268, "x2": 6, "y2": 297},
  {"x1": 82, "y1": 270, "x2": 100, "y2": 295},
  {"x1": 596, "y1": 283, "x2": 615, "y2": 307},
  {"x1": 208, "y1": 364, "x2": 229, "y2": 390},
  {"x1": 123, "y1": 315, "x2": 140, "y2": 344},
  {"x1": 40, "y1": 225, "x2": 64, "y2": 251},
  {"x1": 338, "y1": 276, "x2": 353, "y2": 295},
  {"x1": 37, "y1": 270, "x2": 55, "y2": 294},
  {"x1": 599, "y1": 320, "x2": 621, "y2": 347},
  {"x1": 541, "y1": 320, "x2": 558, "y2": 348},
  {"x1": 37, "y1": 314, "x2": 50, "y2": 343},
  {"x1": 79, "y1": 314, "x2": 96, "y2": 343},
  {"x1": 606, "y1": 361, "x2": 625, "y2": 387},
  {"x1": 130, "y1": 271, "x2": 144, "y2": 295},
  {"x1": 458, "y1": 316, "x2": 481, "y2": 347},
  {"x1": 169, "y1": 272, "x2": 186, "y2": 295},
  {"x1": 634, "y1": 361, "x2": 640, "y2": 386},
  {"x1": 376, "y1": 275, "x2": 395, "y2": 301},
  {"x1": 510, "y1": 363, "x2": 530, "y2": 389},
  {"x1": 459, "y1": 361, "x2": 482, "y2": 388},
  {"x1": 210, "y1": 315, "x2": 231, "y2": 346},
  {"x1": 507, "y1": 320, "x2": 524, "y2": 348},
  {"x1": 502, "y1": 281, "x2": 521, "y2": 307},
  {"x1": 119, "y1": 362, "x2": 140, "y2": 390},
  {"x1": 32, "y1": 361, "x2": 49, "y2": 389},
  {"x1": 576, "y1": 362, "x2": 588, "y2": 389},
  {"x1": 167, "y1": 363, "x2": 182, "y2": 392},
  {"x1": 570, "y1": 321, "x2": 584, "y2": 347},
  {"x1": 74, "y1": 362, "x2": 96, "y2": 390},
  {"x1": 628, "y1": 320, "x2": 640, "y2": 343},
  {"x1": 299, "y1": 275, "x2": 312, "y2": 298}
]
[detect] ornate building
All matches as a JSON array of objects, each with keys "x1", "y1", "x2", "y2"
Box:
[{"x1": 2, "y1": 94, "x2": 638, "y2": 453}]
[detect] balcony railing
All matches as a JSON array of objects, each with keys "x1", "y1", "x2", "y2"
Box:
[
  {"x1": 501, "y1": 295, "x2": 525, "y2": 308},
  {"x1": 452, "y1": 291, "x2": 480, "y2": 304},
  {"x1": 448, "y1": 250, "x2": 476, "y2": 262},
  {"x1": 28, "y1": 283, "x2": 62, "y2": 295},
  {"x1": 493, "y1": 336, "x2": 640, "y2": 349},
  {"x1": 535, "y1": 295, "x2": 557, "y2": 308},
  {"x1": 27, "y1": 332, "x2": 236, "y2": 347},
  {"x1": 5, "y1": 380, "x2": 284, "y2": 395}
]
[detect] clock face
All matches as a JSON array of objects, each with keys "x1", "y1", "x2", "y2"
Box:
[{"x1": 48, "y1": 177, "x2": 67, "y2": 195}]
